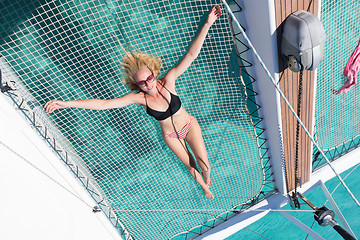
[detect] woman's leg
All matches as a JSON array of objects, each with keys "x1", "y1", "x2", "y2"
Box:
[
  {"x1": 162, "y1": 136, "x2": 214, "y2": 199},
  {"x1": 185, "y1": 117, "x2": 212, "y2": 187}
]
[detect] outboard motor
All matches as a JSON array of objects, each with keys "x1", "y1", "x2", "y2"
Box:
[{"x1": 281, "y1": 10, "x2": 326, "y2": 72}]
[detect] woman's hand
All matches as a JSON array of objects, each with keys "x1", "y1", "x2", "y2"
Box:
[
  {"x1": 44, "y1": 99, "x2": 68, "y2": 113},
  {"x1": 162, "y1": 5, "x2": 222, "y2": 85},
  {"x1": 206, "y1": 5, "x2": 222, "y2": 26}
]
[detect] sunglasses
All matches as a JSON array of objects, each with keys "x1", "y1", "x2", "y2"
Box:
[{"x1": 136, "y1": 68, "x2": 155, "y2": 87}]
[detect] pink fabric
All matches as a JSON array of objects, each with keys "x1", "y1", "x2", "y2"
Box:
[
  {"x1": 332, "y1": 39, "x2": 360, "y2": 95},
  {"x1": 164, "y1": 116, "x2": 194, "y2": 139}
]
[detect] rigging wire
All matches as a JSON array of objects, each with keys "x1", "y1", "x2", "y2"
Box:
[
  {"x1": 304, "y1": 220, "x2": 316, "y2": 240},
  {"x1": 221, "y1": 0, "x2": 360, "y2": 207},
  {"x1": 244, "y1": 227, "x2": 271, "y2": 240},
  {"x1": 326, "y1": 161, "x2": 360, "y2": 205},
  {"x1": 303, "y1": 162, "x2": 360, "y2": 240}
]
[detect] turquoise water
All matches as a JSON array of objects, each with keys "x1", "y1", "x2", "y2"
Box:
[
  {"x1": 227, "y1": 164, "x2": 360, "y2": 239},
  {"x1": 313, "y1": 0, "x2": 360, "y2": 169},
  {"x1": 0, "y1": 0, "x2": 273, "y2": 239},
  {"x1": 2, "y1": 0, "x2": 359, "y2": 239},
  {"x1": 228, "y1": 0, "x2": 360, "y2": 238}
]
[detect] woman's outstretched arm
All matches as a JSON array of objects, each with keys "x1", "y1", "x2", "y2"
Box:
[
  {"x1": 164, "y1": 5, "x2": 221, "y2": 87},
  {"x1": 45, "y1": 92, "x2": 141, "y2": 113}
]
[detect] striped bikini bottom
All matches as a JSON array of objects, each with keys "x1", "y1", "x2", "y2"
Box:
[{"x1": 163, "y1": 116, "x2": 194, "y2": 139}]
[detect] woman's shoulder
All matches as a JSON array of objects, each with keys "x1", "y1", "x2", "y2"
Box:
[
  {"x1": 159, "y1": 78, "x2": 176, "y2": 92},
  {"x1": 128, "y1": 91, "x2": 146, "y2": 105}
]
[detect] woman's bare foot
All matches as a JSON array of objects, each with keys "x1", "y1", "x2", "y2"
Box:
[
  {"x1": 202, "y1": 170, "x2": 212, "y2": 188},
  {"x1": 203, "y1": 186, "x2": 214, "y2": 199}
]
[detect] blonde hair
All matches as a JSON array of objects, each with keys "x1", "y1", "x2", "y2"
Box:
[{"x1": 123, "y1": 52, "x2": 162, "y2": 91}]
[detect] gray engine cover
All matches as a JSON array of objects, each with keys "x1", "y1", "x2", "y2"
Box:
[{"x1": 281, "y1": 10, "x2": 326, "y2": 71}]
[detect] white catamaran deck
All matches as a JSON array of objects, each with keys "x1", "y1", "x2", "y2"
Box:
[{"x1": 0, "y1": 94, "x2": 121, "y2": 240}]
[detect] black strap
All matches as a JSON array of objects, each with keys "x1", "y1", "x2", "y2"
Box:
[
  {"x1": 144, "y1": 92, "x2": 148, "y2": 107},
  {"x1": 159, "y1": 82, "x2": 172, "y2": 94}
]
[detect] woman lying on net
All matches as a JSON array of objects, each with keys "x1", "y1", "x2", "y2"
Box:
[{"x1": 45, "y1": 5, "x2": 221, "y2": 199}]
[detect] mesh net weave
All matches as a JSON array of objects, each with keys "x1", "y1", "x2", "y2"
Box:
[
  {"x1": 0, "y1": 0, "x2": 273, "y2": 239},
  {"x1": 314, "y1": 0, "x2": 360, "y2": 169}
]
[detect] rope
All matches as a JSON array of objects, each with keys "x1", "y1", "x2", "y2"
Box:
[
  {"x1": 304, "y1": 220, "x2": 316, "y2": 240},
  {"x1": 303, "y1": 162, "x2": 360, "y2": 240},
  {"x1": 238, "y1": 71, "x2": 267, "y2": 204},
  {"x1": 0, "y1": 140, "x2": 93, "y2": 209},
  {"x1": 112, "y1": 208, "x2": 315, "y2": 213},
  {"x1": 2, "y1": 64, "x2": 133, "y2": 240},
  {"x1": 325, "y1": 161, "x2": 360, "y2": 205},
  {"x1": 221, "y1": 0, "x2": 360, "y2": 207},
  {"x1": 244, "y1": 227, "x2": 270, "y2": 240}
]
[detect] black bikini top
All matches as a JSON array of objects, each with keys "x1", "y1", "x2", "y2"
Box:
[{"x1": 144, "y1": 85, "x2": 181, "y2": 121}]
